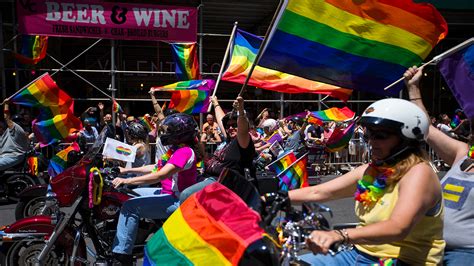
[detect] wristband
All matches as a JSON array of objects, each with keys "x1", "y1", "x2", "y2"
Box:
[
  {"x1": 410, "y1": 97, "x2": 422, "y2": 101},
  {"x1": 214, "y1": 104, "x2": 220, "y2": 108}
]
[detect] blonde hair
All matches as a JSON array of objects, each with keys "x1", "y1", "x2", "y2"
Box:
[{"x1": 387, "y1": 147, "x2": 429, "y2": 183}]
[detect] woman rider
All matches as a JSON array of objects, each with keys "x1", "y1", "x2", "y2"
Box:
[
  {"x1": 110, "y1": 113, "x2": 202, "y2": 264},
  {"x1": 290, "y1": 98, "x2": 445, "y2": 265}
]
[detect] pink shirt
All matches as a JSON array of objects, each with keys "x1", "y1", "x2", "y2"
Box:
[{"x1": 160, "y1": 147, "x2": 197, "y2": 196}]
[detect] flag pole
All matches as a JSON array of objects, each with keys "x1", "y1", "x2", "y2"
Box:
[
  {"x1": 384, "y1": 37, "x2": 474, "y2": 91},
  {"x1": 207, "y1": 21, "x2": 239, "y2": 113},
  {"x1": 237, "y1": 0, "x2": 286, "y2": 97},
  {"x1": 2, "y1": 72, "x2": 49, "y2": 105}
]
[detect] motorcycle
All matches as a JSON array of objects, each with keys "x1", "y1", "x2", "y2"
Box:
[
  {"x1": 0, "y1": 149, "x2": 49, "y2": 202},
  {"x1": 0, "y1": 128, "x2": 161, "y2": 265}
]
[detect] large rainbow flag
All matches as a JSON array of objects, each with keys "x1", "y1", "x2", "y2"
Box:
[
  {"x1": 143, "y1": 182, "x2": 264, "y2": 265},
  {"x1": 171, "y1": 43, "x2": 200, "y2": 80},
  {"x1": 11, "y1": 73, "x2": 82, "y2": 145},
  {"x1": 150, "y1": 80, "x2": 215, "y2": 114},
  {"x1": 222, "y1": 29, "x2": 352, "y2": 101},
  {"x1": 13, "y1": 35, "x2": 48, "y2": 65},
  {"x1": 48, "y1": 142, "x2": 81, "y2": 177},
  {"x1": 290, "y1": 107, "x2": 355, "y2": 124},
  {"x1": 259, "y1": 0, "x2": 448, "y2": 94},
  {"x1": 325, "y1": 122, "x2": 356, "y2": 152}
]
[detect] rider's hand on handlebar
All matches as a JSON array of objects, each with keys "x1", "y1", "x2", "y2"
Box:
[
  {"x1": 306, "y1": 230, "x2": 344, "y2": 255},
  {"x1": 112, "y1": 177, "x2": 129, "y2": 188}
]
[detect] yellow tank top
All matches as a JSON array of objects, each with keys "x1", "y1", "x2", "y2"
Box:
[{"x1": 355, "y1": 181, "x2": 445, "y2": 265}]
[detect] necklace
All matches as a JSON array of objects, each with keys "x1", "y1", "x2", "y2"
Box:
[
  {"x1": 354, "y1": 163, "x2": 395, "y2": 206},
  {"x1": 152, "y1": 145, "x2": 181, "y2": 173}
]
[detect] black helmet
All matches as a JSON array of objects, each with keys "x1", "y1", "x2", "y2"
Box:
[
  {"x1": 291, "y1": 116, "x2": 304, "y2": 127},
  {"x1": 160, "y1": 113, "x2": 198, "y2": 146},
  {"x1": 128, "y1": 122, "x2": 148, "y2": 141},
  {"x1": 163, "y1": 109, "x2": 179, "y2": 117}
]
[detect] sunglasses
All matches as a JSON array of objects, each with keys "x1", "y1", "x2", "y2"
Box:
[{"x1": 365, "y1": 129, "x2": 395, "y2": 141}]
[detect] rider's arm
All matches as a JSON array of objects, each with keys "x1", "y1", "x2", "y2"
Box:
[
  {"x1": 122, "y1": 163, "x2": 181, "y2": 186},
  {"x1": 235, "y1": 96, "x2": 251, "y2": 149},
  {"x1": 289, "y1": 164, "x2": 366, "y2": 204},
  {"x1": 404, "y1": 66, "x2": 468, "y2": 165},
  {"x1": 344, "y1": 163, "x2": 440, "y2": 244},
  {"x1": 3, "y1": 103, "x2": 14, "y2": 129},
  {"x1": 120, "y1": 164, "x2": 156, "y2": 174},
  {"x1": 150, "y1": 91, "x2": 165, "y2": 122}
]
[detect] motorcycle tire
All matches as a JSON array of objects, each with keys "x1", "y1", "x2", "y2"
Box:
[
  {"x1": 0, "y1": 240, "x2": 70, "y2": 266},
  {"x1": 5, "y1": 174, "x2": 45, "y2": 202},
  {"x1": 15, "y1": 195, "x2": 49, "y2": 220}
]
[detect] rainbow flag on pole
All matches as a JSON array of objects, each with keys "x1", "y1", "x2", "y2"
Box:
[
  {"x1": 143, "y1": 182, "x2": 264, "y2": 265},
  {"x1": 222, "y1": 29, "x2": 352, "y2": 101},
  {"x1": 171, "y1": 43, "x2": 200, "y2": 80},
  {"x1": 13, "y1": 35, "x2": 48, "y2": 65},
  {"x1": 11, "y1": 73, "x2": 82, "y2": 145},
  {"x1": 150, "y1": 80, "x2": 215, "y2": 114},
  {"x1": 112, "y1": 100, "x2": 123, "y2": 113},
  {"x1": 259, "y1": 0, "x2": 448, "y2": 94},
  {"x1": 267, "y1": 151, "x2": 309, "y2": 190},
  {"x1": 325, "y1": 122, "x2": 356, "y2": 152}
]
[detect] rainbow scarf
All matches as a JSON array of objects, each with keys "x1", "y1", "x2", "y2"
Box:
[
  {"x1": 268, "y1": 151, "x2": 309, "y2": 191},
  {"x1": 222, "y1": 29, "x2": 352, "y2": 101},
  {"x1": 171, "y1": 43, "x2": 200, "y2": 80},
  {"x1": 259, "y1": 0, "x2": 448, "y2": 94},
  {"x1": 11, "y1": 73, "x2": 82, "y2": 146},
  {"x1": 13, "y1": 35, "x2": 48, "y2": 65},
  {"x1": 113, "y1": 100, "x2": 123, "y2": 113},
  {"x1": 325, "y1": 122, "x2": 356, "y2": 152},
  {"x1": 47, "y1": 142, "x2": 81, "y2": 177},
  {"x1": 150, "y1": 80, "x2": 215, "y2": 114},
  {"x1": 355, "y1": 163, "x2": 395, "y2": 206},
  {"x1": 143, "y1": 182, "x2": 264, "y2": 265}
]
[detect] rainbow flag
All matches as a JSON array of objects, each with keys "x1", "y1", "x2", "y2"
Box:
[
  {"x1": 113, "y1": 100, "x2": 123, "y2": 113},
  {"x1": 450, "y1": 115, "x2": 461, "y2": 128},
  {"x1": 270, "y1": 152, "x2": 309, "y2": 191},
  {"x1": 326, "y1": 122, "x2": 356, "y2": 152},
  {"x1": 439, "y1": 44, "x2": 474, "y2": 119},
  {"x1": 311, "y1": 107, "x2": 355, "y2": 122},
  {"x1": 143, "y1": 182, "x2": 264, "y2": 265},
  {"x1": 259, "y1": 0, "x2": 448, "y2": 94},
  {"x1": 150, "y1": 80, "x2": 215, "y2": 114},
  {"x1": 11, "y1": 73, "x2": 82, "y2": 145},
  {"x1": 13, "y1": 35, "x2": 48, "y2": 65},
  {"x1": 222, "y1": 29, "x2": 352, "y2": 101},
  {"x1": 267, "y1": 150, "x2": 297, "y2": 175},
  {"x1": 139, "y1": 116, "x2": 155, "y2": 131},
  {"x1": 171, "y1": 43, "x2": 200, "y2": 80},
  {"x1": 48, "y1": 142, "x2": 80, "y2": 177}
]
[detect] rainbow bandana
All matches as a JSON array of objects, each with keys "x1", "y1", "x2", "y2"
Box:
[{"x1": 355, "y1": 163, "x2": 395, "y2": 206}]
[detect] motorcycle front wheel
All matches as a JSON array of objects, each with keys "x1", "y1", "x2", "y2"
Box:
[
  {"x1": 0, "y1": 240, "x2": 69, "y2": 266},
  {"x1": 15, "y1": 195, "x2": 50, "y2": 220}
]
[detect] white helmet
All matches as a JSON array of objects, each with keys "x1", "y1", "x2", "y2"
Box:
[
  {"x1": 261, "y1": 118, "x2": 278, "y2": 131},
  {"x1": 359, "y1": 98, "x2": 429, "y2": 142}
]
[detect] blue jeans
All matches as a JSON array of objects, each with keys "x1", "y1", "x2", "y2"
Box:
[
  {"x1": 0, "y1": 155, "x2": 24, "y2": 171},
  {"x1": 299, "y1": 248, "x2": 403, "y2": 265},
  {"x1": 112, "y1": 188, "x2": 180, "y2": 255},
  {"x1": 179, "y1": 177, "x2": 216, "y2": 203},
  {"x1": 444, "y1": 247, "x2": 474, "y2": 266}
]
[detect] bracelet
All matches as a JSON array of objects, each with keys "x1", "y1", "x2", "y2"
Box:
[
  {"x1": 410, "y1": 97, "x2": 422, "y2": 101},
  {"x1": 214, "y1": 104, "x2": 220, "y2": 108},
  {"x1": 335, "y1": 229, "x2": 346, "y2": 243},
  {"x1": 341, "y1": 229, "x2": 351, "y2": 244}
]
